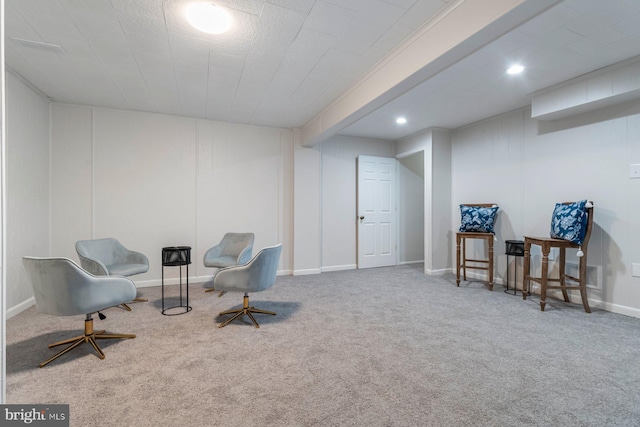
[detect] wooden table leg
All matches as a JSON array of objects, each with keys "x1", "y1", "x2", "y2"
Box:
[
  {"x1": 579, "y1": 253, "x2": 591, "y2": 313},
  {"x1": 462, "y1": 237, "x2": 467, "y2": 281},
  {"x1": 540, "y1": 243, "x2": 549, "y2": 311},
  {"x1": 523, "y1": 240, "x2": 530, "y2": 300},
  {"x1": 559, "y1": 248, "x2": 569, "y2": 302},
  {"x1": 456, "y1": 234, "x2": 461, "y2": 286},
  {"x1": 488, "y1": 236, "x2": 494, "y2": 290}
]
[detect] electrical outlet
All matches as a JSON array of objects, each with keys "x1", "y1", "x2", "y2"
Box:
[
  {"x1": 633, "y1": 263, "x2": 640, "y2": 278},
  {"x1": 630, "y1": 164, "x2": 640, "y2": 179}
]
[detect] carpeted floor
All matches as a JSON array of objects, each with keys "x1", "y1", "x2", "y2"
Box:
[{"x1": 6, "y1": 264, "x2": 640, "y2": 426}]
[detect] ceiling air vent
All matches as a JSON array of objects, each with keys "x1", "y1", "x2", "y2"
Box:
[{"x1": 10, "y1": 37, "x2": 66, "y2": 55}]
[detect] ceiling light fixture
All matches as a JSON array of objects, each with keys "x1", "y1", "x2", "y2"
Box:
[
  {"x1": 396, "y1": 117, "x2": 407, "y2": 125},
  {"x1": 506, "y1": 64, "x2": 525, "y2": 75},
  {"x1": 185, "y1": 2, "x2": 233, "y2": 34}
]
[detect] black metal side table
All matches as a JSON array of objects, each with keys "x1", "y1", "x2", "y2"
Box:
[
  {"x1": 161, "y1": 246, "x2": 192, "y2": 315},
  {"x1": 505, "y1": 240, "x2": 524, "y2": 295}
]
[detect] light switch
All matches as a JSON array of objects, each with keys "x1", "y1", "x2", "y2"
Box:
[{"x1": 631, "y1": 164, "x2": 640, "y2": 179}]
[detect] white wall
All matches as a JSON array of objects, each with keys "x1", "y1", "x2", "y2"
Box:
[
  {"x1": 398, "y1": 152, "x2": 424, "y2": 264},
  {"x1": 320, "y1": 135, "x2": 394, "y2": 271},
  {"x1": 9, "y1": 71, "x2": 638, "y2": 323},
  {"x1": 293, "y1": 133, "x2": 424, "y2": 274},
  {"x1": 50, "y1": 104, "x2": 294, "y2": 288},
  {"x1": 430, "y1": 129, "x2": 452, "y2": 272},
  {"x1": 293, "y1": 135, "x2": 322, "y2": 275},
  {"x1": 195, "y1": 119, "x2": 294, "y2": 278},
  {"x1": 5, "y1": 72, "x2": 50, "y2": 316},
  {"x1": 451, "y1": 105, "x2": 640, "y2": 317},
  {"x1": 9, "y1": 100, "x2": 401, "y2": 312},
  {"x1": 396, "y1": 128, "x2": 452, "y2": 274}
]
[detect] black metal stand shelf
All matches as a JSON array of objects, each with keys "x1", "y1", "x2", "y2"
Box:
[
  {"x1": 505, "y1": 240, "x2": 524, "y2": 295},
  {"x1": 161, "y1": 246, "x2": 192, "y2": 315}
]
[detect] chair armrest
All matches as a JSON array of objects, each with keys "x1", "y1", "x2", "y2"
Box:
[
  {"x1": 23, "y1": 257, "x2": 137, "y2": 316},
  {"x1": 79, "y1": 273, "x2": 138, "y2": 313},
  {"x1": 123, "y1": 250, "x2": 149, "y2": 266},
  {"x1": 213, "y1": 262, "x2": 254, "y2": 293},
  {"x1": 237, "y1": 244, "x2": 253, "y2": 265},
  {"x1": 203, "y1": 244, "x2": 223, "y2": 263},
  {"x1": 213, "y1": 245, "x2": 281, "y2": 293},
  {"x1": 77, "y1": 255, "x2": 109, "y2": 276}
]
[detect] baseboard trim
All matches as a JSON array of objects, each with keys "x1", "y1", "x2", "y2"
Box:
[
  {"x1": 530, "y1": 288, "x2": 640, "y2": 319},
  {"x1": 7, "y1": 297, "x2": 35, "y2": 319},
  {"x1": 458, "y1": 270, "x2": 504, "y2": 285},
  {"x1": 321, "y1": 264, "x2": 356, "y2": 273},
  {"x1": 426, "y1": 268, "x2": 453, "y2": 276},
  {"x1": 134, "y1": 278, "x2": 193, "y2": 288},
  {"x1": 597, "y1": 301, "x2": 640, "y2": 318},
  {"x1": 400, "y1": 260, "x2": 424, "y2": 266},
  {"x1": 136, "y1": 270, "x2": 292, "y2": 288},
  {"x1": 293, "y1": 268, "x2": 321, "y2": 276}
]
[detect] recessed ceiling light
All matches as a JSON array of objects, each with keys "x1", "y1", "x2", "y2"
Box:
[
  {"x1": 506, "y1": 64, "x2": 525, "y2": 75},
  {"x1": 396, "y1": 117, "x2": 407, "y2": 125},
  {"x1": 185, "y1": 3, "x2": 233, "y2": 34}
]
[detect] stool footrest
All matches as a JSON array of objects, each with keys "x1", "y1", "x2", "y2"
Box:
[{"x1": 460, "y1": 265, "x2": 489, "y2": 271}]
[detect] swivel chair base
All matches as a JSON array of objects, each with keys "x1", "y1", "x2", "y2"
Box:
[
  {"x1": 219, "y1": 294, "x2": 275, "y2": 328},
  {"x1": 120, "y1": 297, "x2": 148, "y2": 311},
  {"x1": 205, "y1": 288, "x2": 227, "y2": 297},
  {"x1": 40, "y1": 314, "x2": 135, "y2": 368}
]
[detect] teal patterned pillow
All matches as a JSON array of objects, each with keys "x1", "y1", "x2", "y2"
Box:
[
  {"x1": 459, "y1": 205, "x2": 499, "y2": 233},
  {"x1": 549, "y1": 200, "x2": 587, "y2": 245}
]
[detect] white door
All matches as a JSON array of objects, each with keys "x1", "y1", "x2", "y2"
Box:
[{"x1": 357, "y1": 155, "x2": 397, "y2": 269}]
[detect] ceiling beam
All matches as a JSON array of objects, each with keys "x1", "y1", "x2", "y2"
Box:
[{"x1": 300, "y1": 0, "x2": 562, "y2": 147}]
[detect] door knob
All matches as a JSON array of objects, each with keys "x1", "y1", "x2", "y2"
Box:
[{"x1": 359, "y1": 216, "x2": 365, "y2": 220}]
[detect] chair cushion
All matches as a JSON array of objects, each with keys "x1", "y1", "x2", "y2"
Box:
[
  {"x1": 549, "y1": 200, "x2": 588, "y2": 245},
  {"x1": 107, "y1": 263, "x2": 148, "y2": 277},
  {"x1": 459, "y1": 205, "x2": 498, "y2": 233},
  {"x1": 203, "y1": 255, "x2": 237, "y2": 268}
]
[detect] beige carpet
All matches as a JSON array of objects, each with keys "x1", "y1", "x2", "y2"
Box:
[{"x1": 6, "y1": 264, "x2": 640, "y2": 426}]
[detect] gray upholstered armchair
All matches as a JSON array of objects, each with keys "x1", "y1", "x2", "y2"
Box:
[
  {"x1": 75, "y1": 238, "x2": 149, "y2": 310},
  {"x1": 22, "y1": 257, "x2": 137, "y2": 367},
  {"x1": 203, "y1": 232, "x2": 255, "y2": 294},
  {"x1": 213, "y1": 244, "x2": 282, "y2": 328},
  {"x1": 203, "y1": 232, "x2": 254, "y2": 268}
]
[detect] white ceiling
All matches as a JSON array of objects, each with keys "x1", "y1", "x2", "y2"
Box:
[
  {"x1": 5, "y1": 0, "x2": 451, "y2": 128},
  {"x1": 341, "y1": 0, "x2": 640, "y2": 140},
  {"x1": 5, "y1": 0, "x2": 640, "y2": 142}
]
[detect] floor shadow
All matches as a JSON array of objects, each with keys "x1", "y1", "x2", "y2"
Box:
[
  {"x1": 213, "y1": 300, "x2": 301, "y2": 327},
  {"x1": 151, "y1": 296, "x2": 192, "y2": 312},
  {"x1": 450, "y1": 278, "x2": 494, "y2": 291},
  {"x1": 6, "y1": 329, "x2": 134, "y2": 374},
  {"x1": 403, "y1": 263, "x2": 425, "y2": 272}
]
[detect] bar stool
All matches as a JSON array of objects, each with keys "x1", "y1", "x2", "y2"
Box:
[
  {"x1": 523, "y1": 201, "x2": 594, "y2": 313},
  {"x1": 455, "y1": 203, "x2": 499, "y2": 290}
]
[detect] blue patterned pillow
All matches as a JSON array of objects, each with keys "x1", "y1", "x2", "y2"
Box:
[
  {"x1": 549, "y1": 200, "x2": 588, "y2": 245},
  {"x1": 459, "y1": 205, "x2": 499, "y2": 233}
]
